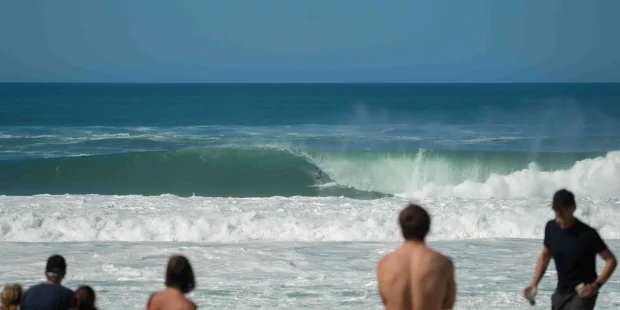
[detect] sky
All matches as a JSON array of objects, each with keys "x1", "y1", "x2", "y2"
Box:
[{"x1": 0, "y1": 0, "x2": 619, "y2": 83}]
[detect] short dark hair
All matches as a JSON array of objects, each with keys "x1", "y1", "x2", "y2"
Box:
[
  {"x1": 552, "y1": 189, "x2": 576, "y2": 210},
  {"x1": 46, "y1": 254, "x2": 67, "y2": 276},
  {"x1": 398, "y1": 203, "x2": 431, "y2": 241},
  {"x1": 165, "y1": 255, "x2": 196, "y2": 294}
]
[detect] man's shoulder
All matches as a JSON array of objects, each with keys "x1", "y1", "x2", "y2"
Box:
[
  {"x1": 376, "y1": 248, "x2": 410, "y2": 277},
  {"x1": 176, "y1": 299, "x2": 198, "y2": 310},
  {"x1": 24, "y1": 282, "x2": 51, "y2": 293},
  {"x1": 24, "y1": 282, "x2": 44, "y2": 291},
  {"x1": 377, "y1": 250, "x2": 398, "y2": 269},
  {"x1": 21, "y1": 283, "x2": 74, "y2": 306},
  {"x1": 414, "y1": 247, "x2": 454, "y2": 278},
  {"x1": 575, "y1": 218, "x2": 595, "y2": 230},
  {"x1": 34, "y1": 283, "x2": 73, "y2": 294},
  {"x1": 413, "y1": 246, "x2": 453, "y2": 269},
  {"x1": 575, "y1": 219, "x2": 602, "y2": 236},
  {"x1": 149, "y1": 290, "x2": 165, "y2": 304},
  {"x1": 428, "y1": 248, "x2": 454, "y2": 268},
  {"x1": 544, "y1": 219, "x2": 559, "y2": 234},
  {"x1": 59, "y1": 284, "x2": 74, "y2": 296}
]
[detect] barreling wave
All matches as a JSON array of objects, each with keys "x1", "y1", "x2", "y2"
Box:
[
  {"x1": 0, "y1": 147, "x2": 387, "y2": 199},
  {"x1": 0, "y1": 146, "x2": 618, "y2": 199}
]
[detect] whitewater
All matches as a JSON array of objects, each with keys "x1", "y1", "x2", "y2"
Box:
[
  {"x1": 2, "y1": 83, "x2": 620, "y2": 309},
  {"x1": 2, "y1": 194, "x2": 620, "y2": 308}
]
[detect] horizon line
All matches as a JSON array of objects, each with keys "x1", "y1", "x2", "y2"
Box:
[{"x1": 1, "y1": 81, "x2": 619, "y2": 85}]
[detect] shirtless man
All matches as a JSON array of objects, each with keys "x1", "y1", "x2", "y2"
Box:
[
  {"x1": 377, "y1": 203, "x2": 456, "y2": 310},
  {"x1": 146, "y1": 255, "x2": 197, "y2": 310}
]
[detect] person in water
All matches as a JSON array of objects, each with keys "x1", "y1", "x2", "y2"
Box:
[{"x1": 314, "y1": 166, "x2": 324, "y2": 184}]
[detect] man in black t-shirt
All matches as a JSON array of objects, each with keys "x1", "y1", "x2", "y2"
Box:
[
  {"x1": 20, "y1": 254, "x2": 75, "y2": 310},
  {"x1": 524, "y1": 189, "x2": 617, "y2": 310}
]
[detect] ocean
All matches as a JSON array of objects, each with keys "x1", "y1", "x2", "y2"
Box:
[{"x1": 0, "y1": 83, "x2": 619, "y2": 309}]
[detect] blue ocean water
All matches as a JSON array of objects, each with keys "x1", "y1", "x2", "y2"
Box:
[
  {"x1": 2, "y1": 83, "x2": 620, "y2": 309},
  {"x1": 1, "y1": 83, "x2": 619, "y2": 198}
]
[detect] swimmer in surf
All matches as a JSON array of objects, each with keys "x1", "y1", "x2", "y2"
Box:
[{"x1": 314, "y1": 166, "x2": 324, "y2": 184}]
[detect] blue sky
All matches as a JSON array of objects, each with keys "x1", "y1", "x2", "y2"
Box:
[{"x1": 1, "y1": 0, "x2": 618, "y2": 83}]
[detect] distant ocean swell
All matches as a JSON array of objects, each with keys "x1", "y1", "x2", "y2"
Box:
[
  {"x1": 0, "y1": 146, "x2": 618, "y2": 199},
  {"x1": 2, "y1": 124, "x2": 620, "y2": 160}
]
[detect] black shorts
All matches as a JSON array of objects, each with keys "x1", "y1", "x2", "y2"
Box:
[{"x1": 551, "y1": 292, "x2": 597, "y2": 310}]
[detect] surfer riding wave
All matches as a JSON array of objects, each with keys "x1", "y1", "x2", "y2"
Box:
[{"x1": 314, "y1": 166, "x2": 324, "y2": 185}]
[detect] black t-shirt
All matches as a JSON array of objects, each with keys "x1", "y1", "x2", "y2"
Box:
[
  {"x1": 20, "y1": 282, "x2": 74, "y2": 310},
  {"x1": 543, "y1": 218, "x2": 608, "y2": 293}
]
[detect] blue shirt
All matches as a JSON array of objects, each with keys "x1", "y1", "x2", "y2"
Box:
[{"x1": 20, "y1": 282, "x2": 74, "y2": 310}]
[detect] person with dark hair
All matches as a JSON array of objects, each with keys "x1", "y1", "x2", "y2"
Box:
[
  {"x1": 71, "y1": 285, "x2": 97, "y2": 310},
  {"x1": 20, "y1": 254, "x2": 74, "y2": 310},
  {"x1": 146, "y1": 255, "x2": 197, "y2": 310},
  {"x1": 376, "y1": 203, "x2": 456, "y2": 310},
  {"x1": 524, "y1": 188, "x2": 617, "y2": 310}
]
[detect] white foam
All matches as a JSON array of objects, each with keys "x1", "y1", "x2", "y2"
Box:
[
  {"x1": 2, "y1": 240, "x2": 619, "y2": 309},
  {"x1": 401, "y1": 151, "x2": 620, "y2": 199},
  {"x1": 0, "y1": 194, "x2": 618, "y2": 242},
  {"x1": 309, "y1": 151, "x2": 620, "y2": 199}
]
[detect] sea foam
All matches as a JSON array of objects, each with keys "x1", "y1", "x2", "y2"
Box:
[
  {"x1": 312, "y1": 150, "x2": 620, "y2": 199},
  {"x1": 1, "y1": 194, "x2": 618, "y2": 243}
]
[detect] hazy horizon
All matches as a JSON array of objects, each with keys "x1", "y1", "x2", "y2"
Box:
[{"x1": 1, "y1": 1, "x2": 618, "y2": 83}]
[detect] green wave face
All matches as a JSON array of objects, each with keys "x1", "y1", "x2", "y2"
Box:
[
  {"x1": 0, "y1": 147, "x2": 389, "y2": 199},
  {"x1": 0, "y1": 146, "x2": 604, "y2": 198}
]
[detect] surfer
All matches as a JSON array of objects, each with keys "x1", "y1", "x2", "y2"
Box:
[{"x1": 314, "y1": 166, "x2": 324, "y2": 184}]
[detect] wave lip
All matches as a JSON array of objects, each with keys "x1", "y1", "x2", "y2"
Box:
[{"x1": 0, "y1": 195, "x2": 618, "y2": 243}]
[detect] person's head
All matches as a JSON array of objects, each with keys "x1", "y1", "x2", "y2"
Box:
[
  {"x1": 165, "y1": 255, "x2": 196, "y2": 294},
  {"x1": 552, "y1": 188, "x2": 576, "y2": 228},
  {"x1": 398, "y1": 203, "x2": 431, "y2": 242},
  {"x1": 72, "y1": 285, "x2": 96, "y2": 310},
  {"x1": 1, "y1": 283, "x2": 23, "y2": 310},
  {"x1": 45, "y1": 254, "x2": 67, "y2": 284}
]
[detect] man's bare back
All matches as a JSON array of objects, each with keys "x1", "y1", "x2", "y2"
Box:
[
  {"x1": 377, "y1": 203, "x2": 456, "y2": 310},
  {"x1": 377, "y1": 243, "x2": 456, "y2": 310},
  {"x1": 146, "y1": 288, "x2": 197, "y2": 310}
]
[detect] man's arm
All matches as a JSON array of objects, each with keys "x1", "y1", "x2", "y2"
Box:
[
  {"x1": 443, "y1": 259, "x2": 457, "y2": 310},
  {"x1": 376, "y1": 259, "x2": 388, "y2": 306},
  {"x1": 589, "y1": 230, "x2": 617, "y2": 288},
  {"x1": 595, "y1": 249, "x2": 617, "y2": 287},
  {"x1": 145, "y1": 293, "x2": 155, "y2": 310},
  {"x1": 531, "y1": 246, "x2": 551, "y2": 287},
  {"x1": 575, "y1": 231, "x2": 617, "y2": 298}
]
